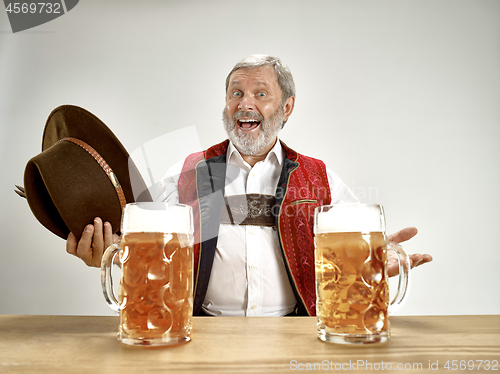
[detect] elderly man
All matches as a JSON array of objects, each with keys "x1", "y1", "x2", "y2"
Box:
[{"x1": 67, "y1": 55, "x2": 432, "y2": 316}]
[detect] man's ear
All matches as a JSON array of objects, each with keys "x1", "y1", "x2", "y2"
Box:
[
  {"x1": 283, "y1": 96, "x2": 295, "y2": 120},
  {"x1": 281, "y1": 96, "x2": 295, "y2": 128}
]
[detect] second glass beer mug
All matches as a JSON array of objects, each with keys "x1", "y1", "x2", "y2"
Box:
[
  {"x1": 314, "y1": 204, "x2": 410, "y2": 345},
  {"x1": 101, "y1": 203, "x2": 194, "y2": 347}
]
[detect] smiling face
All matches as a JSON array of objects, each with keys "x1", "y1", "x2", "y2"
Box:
[{"x1": 223, "y1": 65, "x2": 294, "y2": 157}]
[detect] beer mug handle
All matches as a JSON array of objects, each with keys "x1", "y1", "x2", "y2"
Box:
[
  {"x1": 100, "y1": 243, "x2": 121, "y2": 313},
  {"x1": 387, "y1": 241, "x2": 411, "y2": 314}
]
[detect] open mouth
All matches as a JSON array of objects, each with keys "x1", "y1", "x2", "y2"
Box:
[{"x1": 237, "y1": 118, "x2": 261, "y2": 131}]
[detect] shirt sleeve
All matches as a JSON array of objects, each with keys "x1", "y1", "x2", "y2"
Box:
[
  {"x1": 154, "y1": 159, "x2": 184, "y2": 204},
  {"x1": 326, "y1": 167, "x2": 359, "y2": 204}
]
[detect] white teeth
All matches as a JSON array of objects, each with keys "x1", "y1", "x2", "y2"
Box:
[{"x1": 239, "y1": 119, "x2": 259, "y2": 123}]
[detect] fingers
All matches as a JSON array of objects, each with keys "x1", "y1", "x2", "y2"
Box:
[
  {"x1": 99, "y1": 221, "x2": 116, "y2": 264},
  {"x1": 103, "y1": 221, "x2": 115, "y2": 249},
  {"x1": 74, "y1": 224, "x2": 96, "y2": 267},
  {"x1": 386, "y1": 228, "x2": 432, "y2": 272},
  {"x1": 89, "y1": 218, "x2": 108, "y2": 267},
  {"x1": 410, "y1": 253, "x2": 433, "y2": 268},
  {"x1": 89, "y1": 218, "x2": 113, "y2": 267},
  {"x1": 66, "y1": 218, "x2": 111, "y2": 268},
  {"x1": 91, "y1": 218, "x2": 104, "y2": 261},
  {"x1": 66, "y1": 232, "x2": 78, "y2": 257},
  {"x1": 67, "y1": 227, "x2": 93, "y2": 260},
  {"x1": 422, "y1": 254, "x2": 433, "y2": 263},
  {"x1": 388, "y1": 251, "x2": 432, "y2": 277},
  {"x1": 387, "y1": 227, "x2": 418, "y2": 244},
  {"x1": 410, "y1": 253, "x2": 422, "y2": 268}
]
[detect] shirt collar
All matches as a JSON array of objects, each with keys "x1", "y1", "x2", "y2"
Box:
[{"x1": 227, "y1": 138, "x2": 284, "y2": 166}]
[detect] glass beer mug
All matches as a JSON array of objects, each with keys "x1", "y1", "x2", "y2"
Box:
[
  {"x1": 314, "y1": 204, "x2": 410, "y2": 345},
  {"x1": 101, "y1": 202, "x2": 194, "y2": 347}
]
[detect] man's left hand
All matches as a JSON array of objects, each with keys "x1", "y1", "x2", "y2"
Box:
[{"x1": 387, "y1": 227, "x2": 433, "y2": 277}]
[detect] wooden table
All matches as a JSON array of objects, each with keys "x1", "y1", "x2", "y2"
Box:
[{"x1": 0, "y1": 315, "x2": 498, "y2": 373}]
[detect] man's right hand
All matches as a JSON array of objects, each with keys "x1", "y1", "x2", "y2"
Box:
[{"x1": 66, "y1": 217, "x2": 119, "y2": 267}]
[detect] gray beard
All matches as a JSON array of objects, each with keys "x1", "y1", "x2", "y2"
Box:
[{"x1": 222, "y1": 107, "x2": 284, "y2": 156}]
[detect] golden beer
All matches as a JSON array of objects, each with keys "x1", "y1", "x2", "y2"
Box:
[
  {"x1": 101, "y1": 203, "x2": 194, "y2": 347},
  {"x1": 119, "y1": 232, "x2": 193, "y2": 345},
  {"x1": 314, "y1": 204, "x2": 410, "y2": 345},
  {"x1": 315, "y1": 231, "x2": 389, "y2": 342}
]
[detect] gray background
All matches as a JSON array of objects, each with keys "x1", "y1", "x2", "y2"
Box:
[{"x1": 1, "y1": 0, "x2": 499, "y2": 316}]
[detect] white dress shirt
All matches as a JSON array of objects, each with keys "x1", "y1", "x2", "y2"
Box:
[{"x1": 156, "y1": 140, "x2": 358, "y2": 316}]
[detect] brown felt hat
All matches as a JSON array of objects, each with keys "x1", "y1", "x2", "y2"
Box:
[{"x1": 21, "y1": 105, "x2": 152, "y2": 240}]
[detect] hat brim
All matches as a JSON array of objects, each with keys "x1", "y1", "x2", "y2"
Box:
[{"x1": 23, "y1": 105, "x2": 151, "y2": 240}]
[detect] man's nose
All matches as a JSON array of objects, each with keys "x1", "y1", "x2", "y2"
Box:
[{"x1": 237, "y1": 95, "x2": 255, "y2": 111}]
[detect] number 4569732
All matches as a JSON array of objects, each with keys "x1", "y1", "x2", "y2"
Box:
[
  {"x1": 444, "y1": 360, "x2": 498, "y2": 371},
  {"x1": 5, "y1": 3, "x2": 61, "y2": 14}
]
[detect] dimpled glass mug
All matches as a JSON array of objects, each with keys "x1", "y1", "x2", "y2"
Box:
[
  {"x1": 314, "y1": 204, "x2": 410, "y2": 345},
  {"x1": 101, "y1": 203, "x2": 194, "y2": 347}
]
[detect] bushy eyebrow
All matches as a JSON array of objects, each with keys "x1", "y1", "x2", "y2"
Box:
[{"x1": 229, "y1": 80, "x2": 270, "y2": 88}]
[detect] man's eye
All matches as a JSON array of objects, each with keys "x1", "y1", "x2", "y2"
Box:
[
  {"x1": 232, "y1": 91, "x2": 242, "y2": 97},
  {"x1": 257, "y1": 92, "x2": 267, "y2": 97}
]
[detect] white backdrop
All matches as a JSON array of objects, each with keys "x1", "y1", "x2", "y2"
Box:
[{"x1": 1, "y1": 0, "x2": 499, "y2": 316}]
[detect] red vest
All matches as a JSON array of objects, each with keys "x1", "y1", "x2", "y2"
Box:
[{"x1": 178, "y1": 140, "x2": 331, "y2": 316}]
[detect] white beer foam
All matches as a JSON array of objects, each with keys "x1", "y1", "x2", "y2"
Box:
[
  {"x1": 122, "y1": 202, "x2": 193, "y2": 234},
  {"x1": 315, "y1": 204, "x2": 384, "y2": 234}
]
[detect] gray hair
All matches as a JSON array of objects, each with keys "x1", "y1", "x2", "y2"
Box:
[{"x1": 225, "y1": 55, "x2": 296, "y2": 105}]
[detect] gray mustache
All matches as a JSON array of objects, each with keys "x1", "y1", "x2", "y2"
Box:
[{"x1": 233, "y1": 111, "x2": 264, "y2": 122}]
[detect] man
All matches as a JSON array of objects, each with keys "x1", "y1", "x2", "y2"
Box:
[{"x1": 67, "y1": 55, "x2": 432, "y2": 316}]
